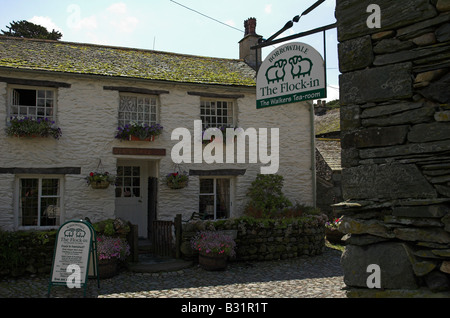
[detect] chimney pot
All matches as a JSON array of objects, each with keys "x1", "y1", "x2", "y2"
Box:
[{"x1": 240, "y1": 18, "x2": 262, "y2": 70}]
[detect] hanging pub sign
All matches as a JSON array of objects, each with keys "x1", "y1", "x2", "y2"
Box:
[
  {"x1": 257, "y1": 42, "x2": 326, "y2": 109},
  {"x1": 48, "y1": 219, "x2": 99, "y2": 297}
]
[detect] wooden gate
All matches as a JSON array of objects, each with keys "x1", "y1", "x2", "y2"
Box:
[{"x1": 151, "y1": 220, "x2": 174, "y2": 257}]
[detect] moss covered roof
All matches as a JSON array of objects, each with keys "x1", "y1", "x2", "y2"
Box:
[{"x1": 0, "y1": 36, "x2": 256, "y2": 87}]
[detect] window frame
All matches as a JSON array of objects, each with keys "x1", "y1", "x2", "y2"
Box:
[
  {"x1": 200, "y1": 98, "x2": 236, "y2": 130},
  {"x1": 7, "y1": 85, "x2": 57, "y2": 122},
  {"x1": 118, "y1": 93, "x2": 160, "y2": 127},
  {"x1": 15, "y1": 175, "x2": 64, "y2": 230},
  {"x1": 199, "y1": 177, "x2": 234, "y2": 220}
]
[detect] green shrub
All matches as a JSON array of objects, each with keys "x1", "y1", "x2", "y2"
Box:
[{"x1": 244, "y1": 174, "x2": 292, "y2": 218}]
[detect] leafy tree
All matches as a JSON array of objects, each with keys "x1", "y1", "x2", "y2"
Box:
[{"x1": 1, "y1": 20, "x2": 62, "y2": 40}]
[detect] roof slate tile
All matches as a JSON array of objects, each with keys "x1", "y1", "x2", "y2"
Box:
[{"x1": 0, "y1": 36, "x2": 256, "y2": 87}]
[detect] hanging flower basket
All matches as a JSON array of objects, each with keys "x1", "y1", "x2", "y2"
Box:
[
  {"x1": 165, "y1": 171, "x2": 189, "y2": 189},
  {"x1": 86, "y1": 172, "x2": 115, "y2": 189}
]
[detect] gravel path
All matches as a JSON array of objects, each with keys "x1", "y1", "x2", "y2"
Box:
[{"x1": 0, "y1": 247, "x2": 346, "y2": 298}]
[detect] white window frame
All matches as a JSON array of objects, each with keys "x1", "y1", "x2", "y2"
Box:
[
  {"x1": 15, "y1": 175, "x2": 64, "y2": 230},
  {"x1": 199, "y1": 177, "x2": 234, "y2": 220},
  {"x1": 7, "y1": 85, "x2": 57, "y2": 121},
  {"x1": 200, "y1": 99, "x2": 236, "y2": 130},
  {"x1": 118, "y1": 93, "x2": 159, "y2": 127}
]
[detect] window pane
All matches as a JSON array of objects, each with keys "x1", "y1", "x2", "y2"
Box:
[
  {"x1": 199, "y1": 195, "x2": 214, "y2": 220},
  {"x1": 20, "y1": 179, "x2": 39, "y2": 226},
  {"x1": 42, "y1": 179, "x2": 59, "y2": 196},
  {"x1": 200, "y1": 179, "x2": 213, "y2": 194},
  {"x1": 41, "y1": 197, "x2": 60, "y2": 226},
  {"x1": 216, "y1": 179, "x2": 230, "y2": 219}
]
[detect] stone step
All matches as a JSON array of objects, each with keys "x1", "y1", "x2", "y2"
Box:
[{"x1": 128, "y1": 254, "x2": 193, "y2": 273}]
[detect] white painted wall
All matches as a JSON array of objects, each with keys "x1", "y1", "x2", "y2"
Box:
[{"x1": 0, "y1": 70, "x2": 313, "y2": 231}]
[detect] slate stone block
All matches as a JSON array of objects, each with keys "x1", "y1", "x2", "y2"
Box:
[
  {"x1": 342, "y1": 163, "x2": 437, "y2": 200},
  {"x1": 340, "y1": 63, "x2": 413, "y2": 105},
  {"x1": 338, "y1": 36, "x2": 373, "y2": 72},
  {"x1": 336, "y1": 0, "x2": 437, "y2": 41}
]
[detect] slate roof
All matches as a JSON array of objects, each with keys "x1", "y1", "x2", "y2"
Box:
[
  {"x1": 0, "y1": 36, "x2": 256, "y2": 87},
  {"x1": 316, "y1": 139, "x2": 342, "y2": 171}
]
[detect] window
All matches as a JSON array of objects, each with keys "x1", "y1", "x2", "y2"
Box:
[
  {"x1": 9, "y1": 87, "x2": 55, "y2": 120},
  {"x1": 200, "y1": 99, "x2": 234, "y2": 130},
  {"x1": 115, "y1": 166, "x2": 141, "y2": 198},
  {"x1": 118, "y1": 94, "x2": 158, "y2": 127},
  {"x1": 18, "y1": 177, "x2": 62, "y2": 227},
  {"x1": 199, "y1": 178, "x2": 231, "y2": 219}
]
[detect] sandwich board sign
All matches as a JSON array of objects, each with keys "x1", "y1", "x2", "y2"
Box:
[
  {"x1": 257, "y1": 42, "x2": 326, "y2": 109},
  {"x1": 48, "y1": 220, "x2": 99, "y2": 297}
]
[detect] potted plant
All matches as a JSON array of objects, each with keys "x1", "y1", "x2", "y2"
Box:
[
  {"x1": 165, "y1": 171, "x2": 189, "y2": 189},
  {"x1": 325, "y1": 217, "x2": 344, "y2": 244},
  {"x1": 5, "y1": 116, "x2": 62, "y2": 139},
  {"x1": 115, "y1": 122, "x2": 163, "y2": 141},
  {"x1": 191, "y1": 231, "x2": 236, "y2": 271},
  {"x1": 96, "y1": 235, "x2": 130, "y2": 279},
  {"x1": 85, "y1": 171, "x2": 115, "y2": 189}
]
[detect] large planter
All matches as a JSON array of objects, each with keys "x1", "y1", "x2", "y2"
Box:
[
  {"x1": 98, "y1": 259, "x2": 118, "y2": 279},
  {"x1": 199, "y1": 253, "x2": 228, "y2": 271},
  {"x1": 90, "y1": 180, "x2": 110, "y2": 189}
]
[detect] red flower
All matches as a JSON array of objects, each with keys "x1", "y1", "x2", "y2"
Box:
[{"x1": 90, "y1": 172, "x2": 94, "y2": 177}]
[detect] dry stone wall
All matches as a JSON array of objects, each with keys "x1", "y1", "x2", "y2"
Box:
[{"x1": 336, "y1": 0, "x2": 450, "y2": 296}]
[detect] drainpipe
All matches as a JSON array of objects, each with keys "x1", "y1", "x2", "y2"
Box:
[{"x1": 309, "y1": 100, "x2": 317, "y2": 208}]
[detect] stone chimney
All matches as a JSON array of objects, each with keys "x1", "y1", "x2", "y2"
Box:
[{"x1": 239, "y1": 18, "x2": 262, "y2": 70}]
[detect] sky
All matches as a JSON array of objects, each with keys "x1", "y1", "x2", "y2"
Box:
[{"x1": 0, "y1": 0, "x2": 339, "y2": 101}]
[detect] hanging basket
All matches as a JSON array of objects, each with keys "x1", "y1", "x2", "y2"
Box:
[
  {"x1": 90, "y1": 180, "x2": 111, "y2": 189},
  {"x1": 166, "y1": 179, "x2": 188, "y2": 189}
]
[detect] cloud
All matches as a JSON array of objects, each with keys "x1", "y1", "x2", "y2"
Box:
[
  {"x1": 29, "y1": 16, "x2": 63, "y2": 33},
  {"x1": 106, "y1": 3, "x2": 139, "y2": 33},
  {"x1": 66, "y1": 4, "x2": 97, "y2": 31},
  {"x1": 265, "y1": 4, "x2": 272, "y2": 14}
]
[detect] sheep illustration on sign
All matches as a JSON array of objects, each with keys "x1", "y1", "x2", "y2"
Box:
[{"x1": 257, "y1": 42, "x2": 326, "y2": 109}]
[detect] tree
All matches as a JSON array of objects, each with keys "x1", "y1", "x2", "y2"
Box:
[{"x1": 1, "y1": 20, "x2": 62, "y2": 40}]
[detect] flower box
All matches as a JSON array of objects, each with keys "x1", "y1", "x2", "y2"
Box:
[
  {"x1": 6, "y1": 116, "x2": 62, "y2": 140},
  {"x1": 129, "y1": 135, "x2": 156, "y2": 142},
  {"x1": 198, "y1": 253, "x2": 228, "y2": 271},
  {"x1": 115, "y1": 123, "x2": 163, "y2": 141}
]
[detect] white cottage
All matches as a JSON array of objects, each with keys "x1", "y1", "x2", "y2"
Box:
[{"x1": 0, "y1": 20, "x2": 315, "y2": 238}]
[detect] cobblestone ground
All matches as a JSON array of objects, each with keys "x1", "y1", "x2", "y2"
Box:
[{"x1": 0, "y1": 247, "x2": 346, "y2": 298}]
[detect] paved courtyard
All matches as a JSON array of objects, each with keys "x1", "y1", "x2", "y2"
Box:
[{"x1": 0, "y1": 247, "x2": 346, "y2": 298}]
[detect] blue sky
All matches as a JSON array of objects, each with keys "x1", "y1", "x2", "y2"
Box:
[{"x1": 0, "y1": 0, "x2": 339, "y2": 101}]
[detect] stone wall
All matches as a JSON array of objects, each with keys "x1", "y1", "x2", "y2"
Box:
[
  {"x1": 180, "y1": 215, "x2": 326, "y2": 262},
  {"x1": 336, "y1": 0, "x2": 450, "y2": 296}
]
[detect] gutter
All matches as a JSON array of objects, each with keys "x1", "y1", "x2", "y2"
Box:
[{"x1": 310, "y1": 100, "x2": 317, "y2": 208}]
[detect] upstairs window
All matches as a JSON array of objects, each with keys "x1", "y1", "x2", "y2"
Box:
[
  {"x1": 118, "y1": 94, "x2": 158, "y2": 127},
  {"x1": 9, "y1": 86, "x2": 56, "y2": 120},
  {"x1": 200, "y1": 99, "x2": 234, "y2": 130}
]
